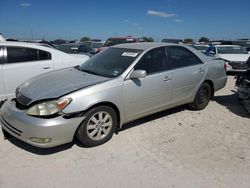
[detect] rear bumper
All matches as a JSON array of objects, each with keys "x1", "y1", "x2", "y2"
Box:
[{"x1": 0, "y1": 100, "x2": 84, "y2": 148}]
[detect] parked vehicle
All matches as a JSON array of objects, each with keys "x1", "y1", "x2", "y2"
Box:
[
  {"x1": 55, "y1": 43, "x2": 96, "y2": 56},
  {"x1": 97, "y1": 37, "x2": 138, "y2": 53},
  {"x1": 0, "y1": 43, "x2": 227, "y2": 148},
  {"x1": 193, "y1": 44, "x2": 209, "y2": 53},
  {"x1": 246, "y1": 47, "x2": 250, "y2": 54},
  {"x1": 232, "y1": 48, "x2": 250, "y2": 114},
  {"x1": 0, "y1": 41, "x2": 89, "y2": 103},
  {"x1": 205, "y1": 45, "x2": 250, "y2": 73},
  {"x1": 83, "y1": 41, "x2": 104, "y2": 53},
  {"x1": 89, "y1": 42, "x2": 104, "y2": 53},
  {"x1": 235, "y1": 65, "x2": 250, "y2": 114},
  {"x1": 162, "y1": 39, "x2": 183, "y2": 44},
  {"x1": 0, "y1": 33, "x2": 6, "y2": 42}
]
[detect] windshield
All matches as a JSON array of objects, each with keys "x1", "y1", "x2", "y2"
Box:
[
  {"x1": 217, "y1": 46, "x2": 248, "y2": 54},
  {"x1": 78, "y1": 48, "x2": 142, "y2": 78}
]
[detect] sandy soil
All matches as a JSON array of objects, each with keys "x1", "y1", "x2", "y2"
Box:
[{"x1": 0, "y1": 76, "x2": 250, "y2": 188}]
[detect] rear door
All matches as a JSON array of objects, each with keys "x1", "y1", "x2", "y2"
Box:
[
  {"x1": 166, "y1": 46, "x2": 206, "y2": 104},
  {"x1": 2, "y1": 46, "x2": 53, "y2": 99}
]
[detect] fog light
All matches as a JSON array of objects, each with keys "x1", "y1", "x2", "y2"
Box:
[{"x1": 29, "y1": 137, "x2": 51, "y2": 143}]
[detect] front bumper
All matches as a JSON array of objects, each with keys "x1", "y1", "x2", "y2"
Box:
[{"x1": 0, "y1": 100, "x2": 84, "y2": 148}]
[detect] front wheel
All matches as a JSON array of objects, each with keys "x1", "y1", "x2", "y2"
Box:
[
  {"x1": 76, "y1": 106, "x2": 117, "y2": 147},
  {"x1": 189, "y1": 83, "x2": 212, "y2": 110}
]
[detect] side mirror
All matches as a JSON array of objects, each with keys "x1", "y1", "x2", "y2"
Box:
[{"x1": 129, "y1": 70, "x2": 146, "y2": 79}]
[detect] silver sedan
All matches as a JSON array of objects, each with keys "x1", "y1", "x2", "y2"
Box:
[{"x1": 0, "y1": 43, "x2": 227, "y2": 148}]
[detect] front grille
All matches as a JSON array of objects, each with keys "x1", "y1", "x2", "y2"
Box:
[
  {"x1": 228, "y1": 61, "x2": 248, "y2": 70},
  {"x1": 16, "y1": 90, "x2": 32, "y2": 106}
]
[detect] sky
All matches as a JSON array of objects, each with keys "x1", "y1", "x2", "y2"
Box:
[{"x1": 0, "y1": 0, "x2": 250, "y2": 41}]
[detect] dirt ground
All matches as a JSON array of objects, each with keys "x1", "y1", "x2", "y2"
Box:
[{"x1": 0, "y1": 76, "x2": 250, "y2": 188}]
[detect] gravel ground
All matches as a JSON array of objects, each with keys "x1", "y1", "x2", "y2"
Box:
[{"x1": 0, "y1": 76, "x2": 250, "y2": 188}]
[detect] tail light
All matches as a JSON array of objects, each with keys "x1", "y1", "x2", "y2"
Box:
[
  {"x1": 224, "y1": 62, "x2": 232, "y2": 71},
  {"x1": 224, "y1": 63, "x2": 227, "y2": 71}
]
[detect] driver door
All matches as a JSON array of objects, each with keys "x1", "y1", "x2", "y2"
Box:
[{"x1": 123, "y1": 47, "x2": 172, "y2": 121}]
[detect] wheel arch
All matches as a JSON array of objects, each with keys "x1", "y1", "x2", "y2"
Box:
[
  {"x1": 203, "y1": 80, "x2": 214, "y2": 98},
  {"x1": 81, "y1": 101, "x2": 122, "y2": 130}
]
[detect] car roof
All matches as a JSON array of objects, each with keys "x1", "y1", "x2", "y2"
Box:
[
  {"x1": 113, "y1": 42, "x2": 214, "y2": 63},
  {"x1": 215, "y1": 45, "x2": 241, "y2": 47},
  {"x1": 107, "y1": 36, "x2": 137, "y2": 39},
  {"x1": 0, "y1": 41, "x2": 52, "y2": 49},
  {"x1": 112, "y1": 42, "x2": 181, "y2": 50}
]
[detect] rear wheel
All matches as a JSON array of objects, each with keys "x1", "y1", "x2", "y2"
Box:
[
  {"x1": 189, "y1": 83, "x2": 212, "y2": 110},
  {"x1": 76, "y1": 106, "x2": 117, "y2": 147}
]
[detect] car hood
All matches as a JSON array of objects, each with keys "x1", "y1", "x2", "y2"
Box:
[
  {"x1": 16, "y1": 67, "x2": 111, "y2": 106},
  {"x1": 218, "y1": 54, "x2": 250, "y2": 62}
]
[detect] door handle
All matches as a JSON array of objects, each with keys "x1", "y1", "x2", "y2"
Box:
[
  {"x1": 43, "y1": 67, "x2": 51, "y2": 69},
  {"x1": 164, "y1": 76, "x2": 171, "y2": 82}
]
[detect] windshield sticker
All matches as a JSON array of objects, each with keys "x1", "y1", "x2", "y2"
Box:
[
  {"x1": 112, "y1": 70, "x2": 119, "y2": 76},
  {"x1": 122, "y1": 52, "x2": 138, "y2": 57}
]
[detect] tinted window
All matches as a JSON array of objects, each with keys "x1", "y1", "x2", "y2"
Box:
[
  {"x1": 167, "y1": 46, "x2": 202, "y2": 69},
  {"x1": 38, "y1": 50, "x2": 51, "y2": 60},
  {"x1": 7, "y1": 47, "x2": 38, "y2": 63},
  {"x1": 135, "y1": 47, "x2": 167, "y2": 74}
]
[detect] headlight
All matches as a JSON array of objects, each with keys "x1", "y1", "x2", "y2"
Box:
[{"x1": 26, "y1": 98, "x2": 72, "y2": 116}]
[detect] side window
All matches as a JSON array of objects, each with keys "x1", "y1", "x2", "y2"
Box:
[
  {"x1": 135, "y1": 47, "x2": 167, "y2": 75},
  {"x1": 167, "y1": 46, "x2": 203, "y2": 69},
  {"x1": 38, "y1": 50, "x2": 51, "y2": 60},
  {"x1": 7, "y1": 47, "x2": 38, "y2": 63}
]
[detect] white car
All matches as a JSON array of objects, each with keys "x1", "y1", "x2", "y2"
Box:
[
  {"x1": 205, "y1": 45, "x2": 250, "y2": 73},
  {"x1": 193, "y1": 44, "x2": 209, "y2": 53},
  {"x1": 0, "y1": 42, "x2": 89, "y2": 103}
]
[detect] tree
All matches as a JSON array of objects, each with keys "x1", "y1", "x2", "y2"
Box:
[
  {"x1": 198, "y1": 37, "x2": 210, "y2": 43},
  {"x1": 80, "y1": 37, "x2": 90, "y2": 42},
  {"x1": 142, "y1": 36, "x2": 154, "y2": 42},
  {"x1": 184, "y1": 38, "x2": 193, "y2": 44}
]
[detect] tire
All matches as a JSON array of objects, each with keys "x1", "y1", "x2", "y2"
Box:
[
  {"x1": 76, "y1": 106, "x2": 117, "y2": 147},
  {"x1": 189, "y1": 82, "x2": 212, "y2": 110}
]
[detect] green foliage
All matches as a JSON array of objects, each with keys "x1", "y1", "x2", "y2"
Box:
[
  {"x1": 143, "y1": 36, "x2": 154, "y2": 42},
  {"x1": 198, "y1": 37, "x2": 210, "y2": 43},
  {"x1": 80, "y1": 37, "x2": 90, "y2": 42},
  {"x1": 184, "y1": 38, "x2": 193, "y2": 44}
]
